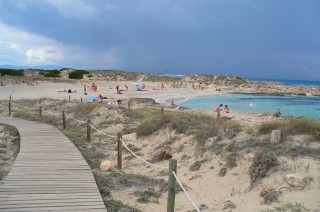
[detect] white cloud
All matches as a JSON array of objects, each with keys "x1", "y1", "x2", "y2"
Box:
[
  {"x1": 45, "y1": 0, "x2": 96, "y2": 19},
  {"x1": 0, "y1": 21, "x2": 64, "y2": 65},
  {"x1": 26, "y1": 46, "x2": 63, "y2": 64},
  {"x1": 0, "y1": 21, "x2": 122, "y2": 69}
]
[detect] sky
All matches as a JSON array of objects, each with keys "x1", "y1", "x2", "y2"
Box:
[{"x1": 0, "y1": 0, "x2": 320, "y2": 80}]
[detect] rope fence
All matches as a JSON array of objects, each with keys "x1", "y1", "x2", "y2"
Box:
[
  {"x1": 120, "y1": 137, "x2": 168, "y2": 169},
  {"x1": 2, "y1": 96, "x2": 201, "y2": 212},
  {"x1": 64, "y1": 112, "x2": 87, "y2": 124},
  {"x1": 172, "y1": 171, "x2": 200, "y2": 212},
  {"x1": 89, "y1": 123, "x2": 117, "y2": 138}
]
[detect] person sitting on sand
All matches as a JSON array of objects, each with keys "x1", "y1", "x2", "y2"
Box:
[
  {"x1": 224, "y1": 105, "x2": 230, "y2": 113},
  {"x1": 274, "y1": 108, "x2": 281, "y2": 117},
  {"x1": 214, "y1": 104, "x2": 223, "y2": 112},
  {"x1": 170, "y1": 101, "x2": 176, "y2": 108}
]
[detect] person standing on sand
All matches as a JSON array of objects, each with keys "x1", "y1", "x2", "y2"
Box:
[{"x1": 214, "y1": 104, "x2": 223, "y2": 112}]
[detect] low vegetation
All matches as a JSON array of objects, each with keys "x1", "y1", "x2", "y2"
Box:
[
  {"x1": 249, "y1": 149, "x2": 279, "y2": 187},
  {"x1": 44, "y1": 70, "x2": 61, "y2": 78},
  {"x1": 0, "y1": 68, "x2": 24, "y2": 76},
  {"x1": 68, "y1": 70, "x2": 90, "y2": 79},
  {"x1": 257, "y1": 118, "x2": 320, "y2": 139},
  {"x1": 2, "y1": 97, "x2": 319, "y2": 211},
  {"x1": 0, "y1": 124, "x2": 20, "y2": 180}
]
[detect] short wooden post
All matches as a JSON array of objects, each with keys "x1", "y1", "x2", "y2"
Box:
[
  {"x1": 69, "y1": 95, "x2": 71, "y2": 102},
  {"x1": 117, "y1": 133, "x2": 122, "y2": 169},
  {"x1": 87, "y1": 120, "x2": 91, "y2": 143},
  {"x1": 39, "y1": 106, "x2": 42, "y2": 119},
  {"x1": 62, "y1": 111, "x2": 66, "y2": 129},
  {"x1": 8, "y1": 95, "x2": 11, "y2": 115},
  {"x1": 270, "y1": 130, "x2": 281, "y2": 143},
  {"x1": 128, "y1": 101, "x2": 131, "y2": 109},
  {"x1": 217, "y1": 110, "x2": 220, "y2": 118},
  {"x1": 81, "y1": 97, "x2": 83, "y2": 103},
  {"x1": 161, "y1": 106, "x2": 164, "y2": 115},
  {"x1": 167, "y1": 159, "x2": 177, "y2": 212}
]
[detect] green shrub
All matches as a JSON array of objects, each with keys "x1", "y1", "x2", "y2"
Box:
[
  {"x1": 266, "y1": 202, "x2": 307, "y2": 212},
  {"x1": 226, "y1": 152, "x2": 238, "y2": 168},
  {"x1": 280, "y1": 118, "x2": 320, "y2": 138},
  {"x1": 249, "y1": 149, "x2": 279, "y2": 186},
  {"x1": 218, "y1": 167, "x2": 227, "y2": 177},
  {"x1": 134, "y1": 188, "x2": 161, "y2": 203},
  {"x1": 257, "y1": 118, "x2": 320, "y2": 139},
  {"x1": 189, "y1": 160, "x2": 205, "y2": 172},
  {"x1": 257, "y1": 121, "x2": 282, "y2": 134},
  {"x1": 0, "y1": 68, "x2": 24, "y2": 76},
  {"x1": 68, "y1": 70, "x2": 90, "y2": 79},
  {"x1": 105, "y1": 199, "x2": 141, "y2": 212},
  {"x1": 262, "y1": 190, "x2": 282, "y2": 205},
  {"x1": 44, "y1": 70, "x2": 61, "y2": 78},
  {"x1": 136, "y1": 116, "x2": 170, "y2": 137}
]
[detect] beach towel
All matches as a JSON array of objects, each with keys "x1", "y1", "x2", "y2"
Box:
[{"x1": 87, "y1": 96, "x2": 99, "y2": 102}]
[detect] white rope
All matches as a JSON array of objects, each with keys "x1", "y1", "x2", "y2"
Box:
[
  {"x1": 89, "y1": 123, "x2": 117, "y2": 138},
  {"x1": 172, "y1": 171, "x2": 200, "y2": 212},
  {"x1": 64, "y1": 112, "x2": 87, "y2": 124},
  {"x1": 120, "y1": 138, "x2": 168, "y2": 169}
]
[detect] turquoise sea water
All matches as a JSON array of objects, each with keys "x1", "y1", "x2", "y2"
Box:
[
  {"x1": 179, "y1": 94, "x2": 320, "y2": 119},
  {"x1": 248, "y1": 78, "x2": 320, "y2": 86}
]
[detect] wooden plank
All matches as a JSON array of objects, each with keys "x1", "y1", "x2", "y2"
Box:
[{"x1": 0, "y1": 116, "x2": 106, "y2": 211}]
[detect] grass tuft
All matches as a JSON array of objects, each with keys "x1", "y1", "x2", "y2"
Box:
[{"x1": 249, "y1": 149, "x2": 279, "y2": 187}]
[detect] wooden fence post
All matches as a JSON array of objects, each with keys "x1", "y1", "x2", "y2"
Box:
[
  {"x1": 9, "y1": 95, "x2": 11, "y2": 116},
  {"x1": 161, "y1": 106, "x2": 164, "y2": 115},
  {"x1": 128, "y1": 101, "x2": 131, "y2": 109},
  {"x1": 87, "y1": 120, "x2": 91, "y2": 143},
  {"x1": 167, "y1": 159, "x2": 177, "y2": 212},
  {"x1": 69, "y1": 95, "x2": 71, "y2": 102},
  {"x1": 62, "y1": 111, "x2": 66, "y2": 129},
  {"x1": 39, "y1": 106, "x2": 42, "y2": 119},
  {"x1": 217, "y1": 110, "x2": 220, "y2": 118},
  {"x1": 117, "y1": 133, "x2": 122, "y2": 169},
  {"x1": 81, "y1": 97, "x2": 83, "y2": 103}
]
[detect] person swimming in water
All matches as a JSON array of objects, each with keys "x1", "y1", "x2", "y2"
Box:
[{"x1": 250, "y1": 99, "x2": 256, "y2": 106}]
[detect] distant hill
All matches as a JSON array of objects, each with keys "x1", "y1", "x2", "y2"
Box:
[{"x1": 0, "y1": 64, "x2": 62, "y2": 70}]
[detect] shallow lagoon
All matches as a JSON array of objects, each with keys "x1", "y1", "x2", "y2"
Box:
[{"x1": 179, "y1": 94, "x2": 320, "y2": 119}]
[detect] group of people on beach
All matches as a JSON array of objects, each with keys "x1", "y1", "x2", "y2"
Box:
[{"x1": 215, "y1": 104, "x2": 230, "y2": 113}]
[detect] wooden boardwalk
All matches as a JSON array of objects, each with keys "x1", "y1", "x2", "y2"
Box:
[{"x1": 0, "y1": 116, "x2": 106, "y2": 211}]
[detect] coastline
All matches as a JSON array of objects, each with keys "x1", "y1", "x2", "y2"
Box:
[{"x1": 1, "y1": 76, "x2": 320, "y2": 211}]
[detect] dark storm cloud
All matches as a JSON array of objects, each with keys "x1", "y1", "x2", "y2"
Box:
[{"x1": 0, "y1": 0, "x2": 319, "y2": 80}]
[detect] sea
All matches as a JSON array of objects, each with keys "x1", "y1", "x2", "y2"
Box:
[
  {"x1": 249, "y1": 78, "x2": 320, "y2": 87},
  {"x1": 178, "y1": 78, "x2": 320, "y2": 119}
]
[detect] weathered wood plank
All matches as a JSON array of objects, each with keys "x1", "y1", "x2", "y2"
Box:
[{"x1": 0, "y1": 116, "x2": 106, "y2": 211}]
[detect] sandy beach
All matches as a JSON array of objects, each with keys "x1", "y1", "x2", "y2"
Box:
[{"x1": 1, "y1": 76, "x2": 320, "y2": 211}]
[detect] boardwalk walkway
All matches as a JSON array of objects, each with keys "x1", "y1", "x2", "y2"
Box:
[{"x1": 0, "y1": 116, "x2": 106, "y2": 211}]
